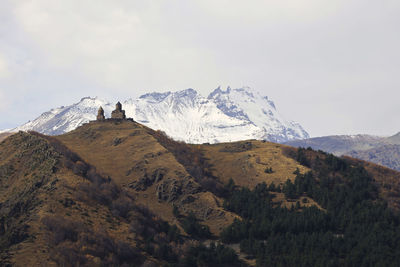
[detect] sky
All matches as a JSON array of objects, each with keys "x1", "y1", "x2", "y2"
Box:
[{"x1": 0, "y1": 0, "x2": 399, "y2": 137}]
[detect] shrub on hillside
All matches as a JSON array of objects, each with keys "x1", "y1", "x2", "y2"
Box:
[
  {"x1": 180, "y1": 211, "x2": 211, "y2": 239},
  {"x1": 42, "y1": 215, "x2": 142, "y2": 266}
]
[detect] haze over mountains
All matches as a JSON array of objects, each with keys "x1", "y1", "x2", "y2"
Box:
[
  {"x1": 286, "y1": 133, "x2": 400, "y2": 171},
  {"x1": 6, "y1": 87, "x2": 309, "y2": 144}
]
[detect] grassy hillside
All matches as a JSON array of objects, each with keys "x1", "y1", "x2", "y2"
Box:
[
  {"x1": 0, "y1": 131, "x2": 152, "y2": 266},
  {"x1": 57, "y1": 121, "x2": 238, "y2": 235},
  {"x1": 201, "y1": 140, "x2": 309, "y2": 188},
  {"x1": 2, "y1": 120, "x2": 400, "y2": 266}
]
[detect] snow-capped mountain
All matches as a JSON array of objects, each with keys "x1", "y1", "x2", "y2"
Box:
[
  {"x1": 14, "y1": 97, "x2": 114, "y2": 135},
  {"x1": 208, "y1": 87, "x2": 309, "y2": 142},
  {"x1": 10, "y1": 87, "x2": 309, "y2": 143}
]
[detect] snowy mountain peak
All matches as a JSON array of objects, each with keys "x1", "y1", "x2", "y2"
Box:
[
  {"x1": 10, "y1": 87, "x2": 309, "y2": 144},
  {"x1": 139, "y1": 88, "x2": 199, "y2": 103},
  {"x1": 208, "y1": 86, "x2": 228, "y2": 99},
  {"x1": 139, "y1": 91, "x2": 172, "y2": 102},
  {"x1": 80, "y1": 96, "x2": 94, "y2": 101},
  {"x1": 174, "y1": 88, "x2": 198, "y2": 98},
  {"x1": 206, "y1": 86, "x2": 308, "y2": 142},
  {"x1": 78, "y1": 96, "x2": 106, "y2": 105},
  {"x1": 209, "y1": 86, "x2": 265, "y2": 103}
]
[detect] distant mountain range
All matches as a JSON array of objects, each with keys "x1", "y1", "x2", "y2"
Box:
[
  {"x1": 5, "y1": 86, "x2": 400, "y2": 171},
  {"x1": 285, "y1": 133, "x2": 400, "y2": 171},
  {"x1": 6, "y1": 87, "x2": 309, "y2": 143}
]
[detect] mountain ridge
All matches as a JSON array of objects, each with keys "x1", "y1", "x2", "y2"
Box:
[
  {"x1": 6, "y1": 87, "x2": 309, "y2": 144},
  {"x1": 285, "y1": 133, "x2": 400, "y2": 171}
]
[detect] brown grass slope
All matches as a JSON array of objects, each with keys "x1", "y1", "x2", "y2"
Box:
[
  {"x1": 56, "y1": 120, "x2": 237, "y2": 235},
  {"x1": 0, "y1": 131, "x2": 154, "y2": 266},
  {"x1": 201, "y1": 140, "x2": 309, "y2": 189},
  {"x1": 2, "y1": 120, "x2": 400, "y2": 266}
]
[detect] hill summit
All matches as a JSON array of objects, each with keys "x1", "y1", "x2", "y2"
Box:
[{"x1": 9, "y1": 87, "x2": 309, "y2": 143}]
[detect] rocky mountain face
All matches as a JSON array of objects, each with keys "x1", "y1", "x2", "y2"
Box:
[
  {"x1": 9, "y1": 87, "x2": 309, "y2": 143},
  {"x1": 285, "y1": 133, "x2": 400, "y2": 171}
]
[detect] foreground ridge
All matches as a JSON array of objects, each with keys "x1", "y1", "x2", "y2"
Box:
[{"x1": 1, "y1": 121, "x2": 400, "y2": 266}]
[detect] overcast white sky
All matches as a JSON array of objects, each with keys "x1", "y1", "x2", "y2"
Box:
[{"x1": 0, "y1": 0, "x2": 399, "y2": 137}]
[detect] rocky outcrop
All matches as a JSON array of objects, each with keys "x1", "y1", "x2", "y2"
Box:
[
  {"x1": 127, "y1": 164, "x2": 201, "y2": 203},
  {"x1": 129, "y1": 168, "x2": 167, "y2": 191},
  {"x1": 156, "y1": 176, "x2": 201, "y2": 203}
]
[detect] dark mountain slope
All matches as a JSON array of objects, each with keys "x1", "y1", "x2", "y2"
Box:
[{"x1": 220, "y1": 147, "x2": 400, "y2": 266}]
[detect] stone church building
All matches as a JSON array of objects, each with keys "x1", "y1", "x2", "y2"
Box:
[
  {"x1": 96, "y1": 102, "x2": 128, "y2": 121},
  {"x1": 111, "y1": 102, "x2": 126, "y2": 119}
]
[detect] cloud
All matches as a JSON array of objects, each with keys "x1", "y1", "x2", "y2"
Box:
[
  {"x1": 195, "y1": 0, "x2": 344, "y2": 23},
  {"x1": 1, "y1": 0, "x2": 400, "y2": 136},
  {"x1": 11, "y1": 0, "x2": 222, "y2": 93},
  {"x1": 0, "y1": 54, "x2": 11, "y2": 112},
  {"x1": 0, "y1": 54, "x2": 10, "y2": 79},
  {"x1": 0, "y1": 88, "x2": 7, "y2": 113},
  {"x1": 9, "y1": 0, "x2": 350, "y2": 93}
]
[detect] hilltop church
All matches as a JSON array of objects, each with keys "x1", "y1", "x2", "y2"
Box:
[{"x1": 96, "y1": 102, "x2": 131, "y2": 121}]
